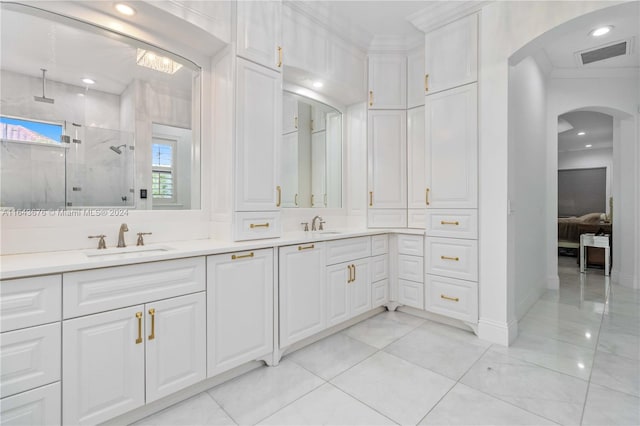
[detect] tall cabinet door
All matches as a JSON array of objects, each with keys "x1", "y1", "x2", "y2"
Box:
[
  {"x1": 63, "y1": 306, "x2": 145, "y2": 425},
  {"x1": 368, "y1": 110, "x2": 407, "y2": 208},
  {"x1": 424, "y1": 14, "x2": 478, "y2": 94},
  {"x1": 407, "y1": 106, "x2": 426, "y2": 209},
  {"x1": 235, "y1": 58, "x2": 282, "y2": 211},
  {"x1": 425, "y1": 84, "x2": 477, "y2": 209},
  {"x1": 145, "y1": 293, "x2": 206, "y2": 403},
  {"x1": 326, "y1": 263, "x2": 350, "y2": 327},
  {"x1": 279, "y1": 243, "x2": 326, "y2": 348},
  {"x1": 368, "y1": 54, "x2": 407, "y2": 109},
  {"x1": 281, "y1": 132, "x2": 299, "y2": 207},
  {"x1": 282, "y1": 94, "x2": 298, "y2": 134},
  {"x1": 311, "y1": 131, "x2": 326, "y2": 207},
  {"x1": 407, "y1": 47, "x2": 425, "y2": 109},
  {"x1": 207, "y1": 249, "x2": 273, "y2": 377},
  {"x1": 350, "y1": 258, "x2": 371, "y2": 318},
  {"x1": 236, "y1": 0, "x2": 282, "y2": 71}
]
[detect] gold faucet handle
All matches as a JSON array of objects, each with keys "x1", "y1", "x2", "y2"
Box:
[
  {"x1": 88, "y1": 235, "x2": 107, "y2": 249},
  {"x1": 136, "y1": 232, "x2": 152, "y2": 246}
]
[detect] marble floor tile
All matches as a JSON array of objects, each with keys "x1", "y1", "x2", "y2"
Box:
[
  {"x1": 582, "y1": 383, "x2": 640, "y2": 426},
  {"x1": 419, "y1": 383, "x2": 556, "y2": 425},
  {"x1": 590, "y1": 350, "x2": 640, "y2": 397},
  {"x1": 331, "y1": 351, "x2": 454, "y2": 425},
  {"x1": 384, "y1": 323, "x2": 489, "y2": 380},
  {"x1": 518, "y1": 311, "x2": 599, "y2": 349},
  {"x1": 380, "y1": 310, "x2": 427, "y2": 327},
  {"x1": 207, "y1": 360, "x2": 324, "y2": 425},
  {"x1": 343, "y1": 313, "x2": 417, "y2": 349},
  {"x1": 132, "y1": 393, "x2": 235, "y2": 426},
  {"x1": 258, "y1": 383, "x2": 395, "y2": 425},
  {"x1": 460, "y1": 350, "x2": 588, "y2": 425},
  {"x1": 287, "y1": 333, "x2": 377, "y2": 380},
  {"x1": 597, "y1": 326, "x2": 640, "y2": 360},
  {"x1": 491, "y1": 332, "x2": 594, "y2": 380},
  {"x1": 526, "y1": 299, "x2": 603, "y2": 327}
]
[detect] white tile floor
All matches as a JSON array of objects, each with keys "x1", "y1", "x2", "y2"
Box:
[{"x1": 134, "y1": 256, "x2": 640, "y2": 425}]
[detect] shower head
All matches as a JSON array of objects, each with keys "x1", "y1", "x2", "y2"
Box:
[{"x1": 110, "y1": 144, "x2": 126, "y2": 154}]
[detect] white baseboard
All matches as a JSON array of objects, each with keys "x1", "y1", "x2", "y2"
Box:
[
  {"x1": 478, "y1": 318, "x2": 518, "y2": 346},
  {"x1": 516, "y1": 284, "x2": 545, "y2": 321},
  {"x1": 612, "y1": 270, "x2": 638, "y2": 289},
  {"x1": 547, "y1": 274, "x2": 559, "y2": 290}
]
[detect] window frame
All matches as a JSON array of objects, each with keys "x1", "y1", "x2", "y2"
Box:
[{"x1": 151, "y1": 137, "x2": 178, "y2": 204}]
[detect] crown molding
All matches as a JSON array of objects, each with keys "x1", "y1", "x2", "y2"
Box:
[
  {"x1": 368, "y1": 33, "x2": 424, "y2": 53},
  {"x1": 408, "y1": 0, "x2": 491, "y2": 34}
]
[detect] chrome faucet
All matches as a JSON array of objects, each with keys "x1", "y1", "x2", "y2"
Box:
[
  {"x1": 117, "y1": 223, "x2": 129, "y2": 248},
  {"x1": 311, "y1": 215, "x2": 325, "y2": 231}
]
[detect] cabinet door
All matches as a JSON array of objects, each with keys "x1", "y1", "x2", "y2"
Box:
[
  {"x1": 145, "y1": 293, "x2": 206, "y2": 403},
  {"x1": 235, "y1": 58, "x2": 282, "y2": 211},
  {"x1": 279, "y1": 243, "x2": 326, "y2": 348},
  {"x1": 207, "y1": 249, "x2": 273, "y2": 377},
  {"x1": 398, "y1": 279, "x2": 424, "y2": 310},
  {"x1": 311, "y1": 131, "x2": 326, "y2": 207},
  {"x1": 283, "y1": 94, "x2": 298, "y2": 134},
  {"x1": 407, "y1": 48, "x2": 425, "y2": 108},
  {"x1": 236, "y1": 0, "x2": 282, "y2": 71},
  {"x1": 350, "y1": 259, "x2": 371, "y2": 318},
  {"x1": 425, "y1": 84, "x2": 477, "y2": 208},
  {"x1": 311, "y1": 106, "x2": 326, "y2": 133},
  {"x1": 63, "y1": 306, "x2": 145, "y2": 425},
  {"x1": 407, "y1": 106, "x2": 426, "y2": 209},
  {"x1": 0, "y1": 382, "x2": 60, "y2": 426},
  {"x1": 281, "y1": 132, "x2": 299, "y2": 207},
  {"x1": 368, "y1": 110, "x2": 407, "y2": 209},
  {"x1": 368, "y1": 54, "x2": 406, "y2": 109},
  {"x1": 424, "y1": 14, "x2": 477, "y2": 94},
  {"x1": 326, "y1": 263, "x2": 350, "y2": 327}
]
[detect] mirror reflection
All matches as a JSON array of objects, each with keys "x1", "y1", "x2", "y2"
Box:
[
  {"x1": 0, "y1": 3, "x2": 201, "y2": 210},
  {"x1": 281, "y1": 91, "x2": 342, "y2": 208}
]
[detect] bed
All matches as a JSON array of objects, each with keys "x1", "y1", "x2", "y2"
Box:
[{"x1": 558, "y1": 212, "x2": 605, "y2": 249}]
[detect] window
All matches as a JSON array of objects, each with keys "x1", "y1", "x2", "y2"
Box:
[
  {"x1": 1, "y1": 116, "x2": 63, "y2": 144},
  {"x1": 152, "y1": 140, "x2": 176, "y2": 203}
]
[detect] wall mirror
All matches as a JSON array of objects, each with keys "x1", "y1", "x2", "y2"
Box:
[
  {"x1": 281, "y1": 91, "x2": 342, "y2": 208},
  {"x1": 0, "y1": 3, "x2": 201, "y2": 210}
]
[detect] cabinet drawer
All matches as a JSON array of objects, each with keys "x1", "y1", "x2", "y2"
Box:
[
  {"x1": 367, "y1": 209, "x2": 407, "y2": 228},
  {"x1": 372, "y1": 279, "x2": 389, "y2": 308},
  {"x1": 234, "y1": 211, "x2": 282, "y2": 241},
  {"x1": 0, "y1": 382, "x2": 60, "y2": 426},
  {"x1": 397, "y1": 234, "x2": 424, "y2": 256},
  {"x1": 371, "y1": 255, "x2": 389, "y2": 282},
  {"x1": 398, "y1": 279, "x2": 424, "y2": 310},
  {"x1": 408, "y1": 209, "x2": 426, "y2": 229},
  {"x1": 0, "y1": 275, "x2": 61, "y2": 332},
  {"x1": 371, "y1": 235, "x2": 389, "y2": 256},
  {"x1": 425, "y1": 275, "x2": 478, "y2": 323},
  {"x1": 426, "y1": 209, "x2": 478, "y2": 239},
  {"x1": 398, "y1": 255, "x2": 424, "y2": 282},
  {"x1": 1, "y1": 323, "x2": 60, "y2": 398},
  {"x1": 63, "y1": 257, "x2": 205, "y2": 318},
  {"x1": 326, "y1": 237, "x2": 371, "y2": 265},
  {"x1": 425, "y1": 237, "x2": 478, "y2": 281}
]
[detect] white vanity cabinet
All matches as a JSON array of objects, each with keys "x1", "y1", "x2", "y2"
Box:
[
  {"x1": 407, "y1": 105, "x2": 426, "y2": 228},
  {"x1": 396, "y1": 234, "x2": 425, "y2": 309},
  {"x1": 279, "y1": 243, "x2": 326, "y2": 348},
  {"x1": 236, "y1": 0, "x2": 282, "y2": 72},
  {"x1": 368, "y1": 54, "x2": 406, "y2": 109},
  {"x1": 326, "y1": 258, "x2": 371, "y2": 327},
  {"x1": 207, "y1": 249, "x2": 273, "y2": 377}
]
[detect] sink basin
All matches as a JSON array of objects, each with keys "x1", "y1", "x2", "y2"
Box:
[{"x1": 84, "y1": 245, "x2": 173, "y2": 258}]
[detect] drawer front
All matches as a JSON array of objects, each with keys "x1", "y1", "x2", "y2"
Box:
[
  {"x1": 0, "y1": 382, "x2": 61, "y2": 426},
  {"x1": 1, "y1": 323, "x2": 61, "y2": 399},
  {"x1": 425, "y1": 275, "x2": 478, "y2": 323},
  {"x1": 397, "y1": 234, "x2": 424, "y2": 256},
  {"x1": 398, "y1": 279, "x2": 424, "y2": 310},
  {"x1": 234, "y1": 211, "x2": 282, "y2": 241},
  {"x1": 372, "y1": 279, "x2": 389, "y2": 308},
  {"x1": 371, "y1": 255, "x2": 389, "y2": 282},
  {"x1": 425, "y1": 237, "x2": 478, "y2": 281},
  {"x1": 326, "y1": 237, "x2": 371, "y2": 265},
  {"x1": 0, "y1": 275, "x2": 61, "y2": 332},
  {"x1": 408, "y1": 209, "x2": 426, "y2": 229},
  {"x1": 63, "y1": 257, "x2": 205, "y2": 318},
  {"x1": 367, "y1": 209, "x2": 407, "y2": 228},
  {"x1": 371, "y1": 235, "x2": 389, "y2": 256},
  {"x1": 425, "y1": 209, "x2": 478, "y2": 239},
  {"x1": 398, "y1": 255, "x2": 424, "y2": 282}
]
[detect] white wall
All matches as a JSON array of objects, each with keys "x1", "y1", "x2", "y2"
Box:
[{"x1": 508, "y1": 55, "x2": 549, "y2": 320}]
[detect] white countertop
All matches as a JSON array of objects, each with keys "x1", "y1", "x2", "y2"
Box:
[{"x1": 0, "y1": 228, "x2": 425, "y2": 280}]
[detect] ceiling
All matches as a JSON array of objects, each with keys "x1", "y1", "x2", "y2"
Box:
[{"x1": 558, "y1": 111, "x2": 613, "y2": 153}]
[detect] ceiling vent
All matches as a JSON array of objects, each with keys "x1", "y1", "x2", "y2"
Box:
[{"x1": 576, "y1": 39, "x2": 633, "y2": 65}]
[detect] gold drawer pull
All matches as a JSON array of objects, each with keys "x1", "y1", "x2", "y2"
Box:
[
  {"x1": 276, "y1": 186, "x2": 282, "y2": 207},
  {"x1": 369, "y1": 191, "x2": 373, "y2": 207},
  {"x1": 347, "y1": 264, "x2": 353, "y2": 283},
  {"x1": 231, "y1": 252, "x2": 254, "y2": 260},
  {"x1": 441, "y1": 221, "x2": 460, "y2": 226},
  {"x1": 369, "y1": 90, "x2": 373, "y2": 106},
  {"x1": 277, "y1": 46, "x2": 283, "y2": 67},
  {"x1": 294, "y1": 116, "x2": 298, "y2": 129},
  {"x1": 426, "y1": 188, "x2": 430, "y2": 206},
  {"x1": 425, "y1": 74, "x2": 430, "y2": 93},
  {"x1": 353, "y1": 264, "x2": 356, "y2": 282},
  {"x1": 441, "y1": 255, "x2": 460, "y2": 261},
  {"x1": 135, "y1": 312, "x2": 143, "y2": 344},
  {"x1": 250, "y1": 223, "x2": 270, "y2": 229},
  {"x1": 148, "y1": 308, "x2": 156, "y2": 341},
  {"x1": 440, "y1": 294, "x2": 459, "y2": 302},
  {"x1": 311, "y1": 194, "x2": 315, "y2": 205},
  {"x1": 295, "y1": 193, "x2": 298, "y2": 206},
  {"x1": 298, "y1": 244, "x2": 315, "y2": 251}
]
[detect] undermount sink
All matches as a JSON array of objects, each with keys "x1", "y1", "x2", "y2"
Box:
[{"x1": 83, "y1": 245, "x2": 173, "y2": 258}]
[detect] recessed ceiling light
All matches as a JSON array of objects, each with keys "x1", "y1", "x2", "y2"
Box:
[
  {"x1": 577, "y1": 131, "x2": 586, "y2": 136},
  {"x1": 312, "y1": 81, "x2": 324, "y2": 88},
  {"x1": 115, "y1": 3, "x2": 136, "y2": 16},
  {"x1": 589, "y1": 26, "x2": 613, "y2": 37},
  {"x1": 82, "y1": 78, "x2": 95, "y2": 85},
  {"x1": 585, "y1": 144, "x2": 593, "y2": 148},
  {"x1": 577, "y1": 362, "x2": 585, "y2": 369},
  {"x1": 585, "y1": 332, "x2": 591, "y2": 339}
]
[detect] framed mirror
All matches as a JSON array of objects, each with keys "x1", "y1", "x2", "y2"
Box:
[
  {"x1": 281, "y1": 90, "x2": 342, "y2": 209},
  {"x1": 0, "y1": 3, "x2": 201, "y2": 210}
]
